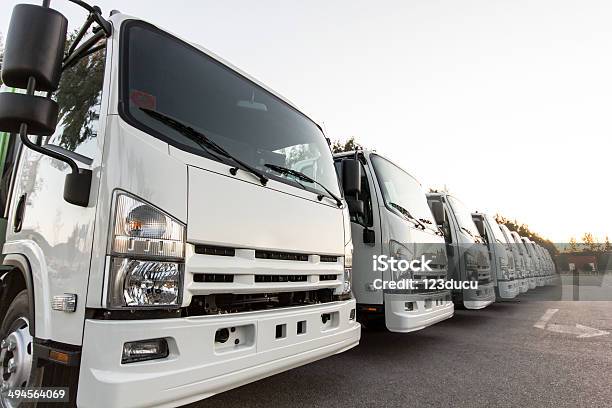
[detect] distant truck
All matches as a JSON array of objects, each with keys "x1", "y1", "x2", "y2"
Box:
[
  {"x1": 471, "y1": 213, "x2": 519, "y2": 299},
  {"x1": 498, "y1": 224, "x2": 529, "y2": 293},
  {"x1": 334, "y1": 151, "x2": 453, "y2": 332},
  {"x1": 509, "y1": 232, "x2": 536, "y2": 289},
  {"x1": 427, "y1": 193, "x2": 495, "y2": 309}
]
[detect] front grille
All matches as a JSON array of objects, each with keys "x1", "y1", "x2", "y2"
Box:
[
  {"x1": 194, "y1": 245, "x2": 236, "y2": 257},
  {"x1": 254, "y1": 275, "x2": 308, "y2": 283},
  {"x1": 255, "y1": 250, "x2": 308, "y2": 261},
  {"x1": 193, "y1": 274, "x2": 234, "y2": 283},
  {"x1": 320, "y1": 255, "x2": 339, "y2": 263}
]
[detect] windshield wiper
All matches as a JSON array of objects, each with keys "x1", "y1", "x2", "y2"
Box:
[
  {"x1": 140, "y1": 108, "x2": 269, "y2": 185},
  {"x1": 389, "y1": 202, "x2": 426, "y2": 230},
  {"x1": 264, "y1": 163, "x2": 342, "y2": 207},
  {"x1": 460, "y1": 226, "x2": 475, "y2": 238}
]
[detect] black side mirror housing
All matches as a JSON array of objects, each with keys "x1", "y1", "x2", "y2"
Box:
[
  {"x1": 363, "y1": 228, "x2": 375, "y2": 244},
  {"x1": 342, "y1": 159, "x2": 361, "y2": 195},
  {"x1": 2, "y1": 4, "x2": 68, "y2": 92},
  {"x1": 430, "y1": 201, "x2": 446, "y2": 226},
  {"x1": 347, "y1": 198, "x2": 365, "y2": 218},
  {"x1": 0, "y1": 93, "x2": 59, "y2": 136}
]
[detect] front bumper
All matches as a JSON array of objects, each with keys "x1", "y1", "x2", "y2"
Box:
[
  {"x1": 528, "y1": 277, "x2": 537, "y2": 289},
  {"x1": 77, "y1": 300, "x2": 360, "y2": 408},
  {"x1": 463, "y1": 282, "x2": 495, "y2": 309},
  {"x1": 497, "y1": 280, "x2": 519, "y2": 299},
  {"x1": 518, "y1": 278, "x2": 528, "y2": 293},
  {"x1": 384, "y1": 291, "x2": 454, "y2": 333}
]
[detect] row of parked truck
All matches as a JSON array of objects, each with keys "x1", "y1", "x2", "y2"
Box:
[
  {"x1": 333, "y1": 150, "x2": 559, "y2": 333},
  {"x1": 0, "y1": 3, "x2": 558, "y2": 407}
]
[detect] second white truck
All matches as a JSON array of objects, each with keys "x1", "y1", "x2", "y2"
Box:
[{"x1": 334, "y1": 151, "x2": 453, "y2": 332}]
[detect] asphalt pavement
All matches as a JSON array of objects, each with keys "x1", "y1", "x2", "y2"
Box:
[{"x1": 188, "y1": 285, "x2": 612, "y2": 408}]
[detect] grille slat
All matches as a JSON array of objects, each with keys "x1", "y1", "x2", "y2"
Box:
[
  {"x1": 254, "y1": 275, "x2": 308, "y2": 283},
  {"x1": 194, "y1": 245, "x2": 236, "y2": 257},
  {"x1": 255, "y1": 250, "x2": 308, "y2": 261}
]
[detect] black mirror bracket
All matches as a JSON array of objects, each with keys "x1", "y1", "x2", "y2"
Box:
[{"x1": 18, "y1": 77, "x2": 91, "y2": 207}]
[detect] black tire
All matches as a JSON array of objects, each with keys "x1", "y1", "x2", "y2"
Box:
[{"x1": 1, "y1": 290, "x2": 43, "y2": 408}]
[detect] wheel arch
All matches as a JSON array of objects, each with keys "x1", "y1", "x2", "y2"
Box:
[{"x1": 1, "y1": 254, "x2": 35, "y2": 336}]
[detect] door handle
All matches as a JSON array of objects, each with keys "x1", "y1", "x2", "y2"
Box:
[{"x1": 13, "y1": 194, "x2": 26, "y2": 233}]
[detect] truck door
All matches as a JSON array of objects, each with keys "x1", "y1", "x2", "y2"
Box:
[{"x1": 335, "y1": 156, "x2": 383, "y2": 306}]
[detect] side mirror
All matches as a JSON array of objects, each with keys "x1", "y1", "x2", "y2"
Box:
[
  {"x1": 347, "y1": 198, "x2": 365, "y2": 218},
  {"x1": 363, "y1": 228, "x2": 375, "y2": 244},
  {"x1": 0, "y1": 4, "x2": 91, "y2": 208},
  {"x1": 2, "y1": 4, "x2": 68, "y2": 92},
  {"x1": 342, "y1": 159, "x2": 361, "y2": 195},
  {"x1": 430, "y1": 201, "x2": 445, "y2": 226},
  {"x1": 0, "y1": 93, "x2": 59, "y2": 136}
]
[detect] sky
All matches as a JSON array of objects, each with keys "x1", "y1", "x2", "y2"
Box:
[{"x1": 1, "y1": 0, "x2": 611, "y2": 242}]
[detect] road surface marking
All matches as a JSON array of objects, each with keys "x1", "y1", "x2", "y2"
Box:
[
  {"x1": 534, "y1": 308, "x2": 558, "y2": 329},
  {"x1": 534, "y1": 308, "x2": 609, "y2": 338}
]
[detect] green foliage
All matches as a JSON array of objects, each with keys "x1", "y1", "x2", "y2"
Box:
[
  {"x1": 54, "y1": 31, "x2": 105, "y2": 151},
  {"x1": 494, "y1": 214, "x2": 558, "y2": 256},
  {"x1": 331, "y1": 137, "x2": 362, "y2": 153}
]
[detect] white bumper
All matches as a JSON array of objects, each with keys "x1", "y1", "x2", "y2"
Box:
[
  {"x1": 518, "y1": 279, "x2": 529, "y2": 293},
  {"x1": 497, "y1": 280, "x2": 519, "y2": 299},
  {"x1": 463, "y1": 282, "x2": 496, "y2": 309},
  {"x1": 528, "y1": 277, "x2": 537, "y2": 289},
  {"x1": 77, "y1": 300, "x2": 360, "y2": 408},
  {"x1": 384, "y1": 291, "x2": 454, "y2": 333}
]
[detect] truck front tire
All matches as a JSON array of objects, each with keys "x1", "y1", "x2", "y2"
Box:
[{"x1": 0, "y1": 290, "x2": 43, "y2": 408}]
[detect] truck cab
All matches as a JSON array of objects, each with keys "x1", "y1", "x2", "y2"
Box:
[
  {"x1": 0, "y1": 4, "x2": 360, "y2": 407},
  {"x1": 522, "y1": 238, "x2": 544, "y2": 287},
  {"x1": 333, "y1": 151, "x2": 453, "y2": 332},
  {"x1": 498, "y1": 224, "x2": 528, "y2": 293},
  {"x1": 472, "y1": 213, "x2": 519, "y2": 299},
  {"x1": 510, "y1": 232, "x2": 536, "y2": 290},
  {"x1": 427, "y1": 193, "x2": 495, "y2": 309}
]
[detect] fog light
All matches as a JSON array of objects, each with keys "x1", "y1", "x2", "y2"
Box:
[{"x1": 122, "y1": 338, "x2": 169, "y2": 364}]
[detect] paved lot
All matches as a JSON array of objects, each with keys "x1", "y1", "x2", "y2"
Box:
[{"x1": 188, "y1": 285, "x2": 612, "y2": 408}]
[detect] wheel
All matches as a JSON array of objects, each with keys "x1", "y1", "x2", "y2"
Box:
[{"x1": 0, "y1": 290, "x2": 43, "y2": 408}]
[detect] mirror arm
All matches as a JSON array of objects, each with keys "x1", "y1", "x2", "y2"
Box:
[
  {"x1": 66, "y1": 0, "x2": 112, "y2": 37},
  {"x1": 66, "y1": 13, "x2": 94, "y2": 57},
  {"x1": 62, "y1": 29, "x2": 105, "y2": 71},
  {"x1": 19, "y1": 77, "x2": 80, "y2": 175}
]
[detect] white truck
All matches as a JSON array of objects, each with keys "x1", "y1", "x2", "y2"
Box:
[
  {"x1": 0, "y1": 2, "x2": 360, "y2": 407},
  {"x1": 333, "y1": 151, "x2": 453, "y2": 332},
  {"x1": 471, "y1": 213, "x2": 519, "y2": 299},
  {"x1": 426, "y1": 193, "x2": 495, "y2": 309},
  {"x1": 498, "y1": 224, "x2": 529, "y2": 293},
  {"x1": 521, "y1": 237, "x2": 544, "y2": 287},
  {"x1": 509, "y1": 232, "x2": 536, "y2": 290}
]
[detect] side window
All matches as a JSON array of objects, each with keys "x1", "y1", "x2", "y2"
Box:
[
  {"x1": 47, "y1": 40, "x2": 106, "y2": 159},
  {"x1": 334, "y1": 159, "x2": 373, "y2": 227}
]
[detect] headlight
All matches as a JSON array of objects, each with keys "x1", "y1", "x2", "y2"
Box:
[
  {"x1": 390, "y1": 240, "x2": 413, "y2": 281},
  {"x1": 340, "y1": 242, "x2": 353, "y2": 295},
  {"x1": 108, "y1": 192, "x2": 186, "y2": 308}
]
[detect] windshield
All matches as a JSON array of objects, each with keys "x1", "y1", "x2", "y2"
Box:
[
  {"x1": 485, "y1": 215, "x2": 507, "y2": 244},
  {"x1": 370, "y1": 155, "x2": 436, "y2": 227},
  {"x1": 447, "y1": 196, "x2": 481, "y2": 238},
  {"x1": 120, "y1": 21, "x2": 340, "y2": 197}
]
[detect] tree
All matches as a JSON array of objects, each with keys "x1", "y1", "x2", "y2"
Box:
[
  {"x1": 604, "y1": 236, "x2": 611, "y2": 252},
  {"x1": 569, "y1": 237, "x2": 579, "y2": 252},
  {"x1": 331, "y1": 137, "x2": 362, "y2": 153},
  {"x1": 495, "y1": 213, "x2": 558, "y2": 255},
  {"x1": 53, "y1": 30, "x2": 105, "y2": 151},
  {"x1": 581, "y1": 232, "x2": 600, "y2": 253}
]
